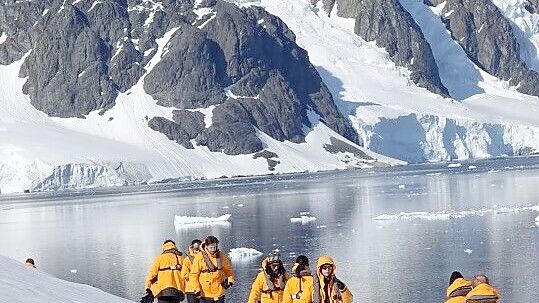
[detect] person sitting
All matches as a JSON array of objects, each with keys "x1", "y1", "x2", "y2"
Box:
[{"x1": 466, "y1": 274, "x2": 500, "y2": 303}]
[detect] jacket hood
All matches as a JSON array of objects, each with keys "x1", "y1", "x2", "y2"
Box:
[
  {"x1": 317, "y1": 255, "x2": 336, "y2": 273},
  {"x1": 447, "y1": 278, "x2": 472, "y2": 297},
  {"x1": 162, "y1": 241, "x2": 177, "y2": 252},
  {"x1": 187, "y1": 246, "x2": 200, "y2": 257}
]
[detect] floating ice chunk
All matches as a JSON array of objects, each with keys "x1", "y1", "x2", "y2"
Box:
[
  {"x1": 290, "y1": 215, "x2": 317, "y2": 224},
  {"x1": 299, "y1": 211, "x2": 310, "y2": 216},
  {"x1": 464, "y1": 249, "x2": 473, "y2": 254},
  {"x1": 236, "y1": 204, "x2": 244, "y2": 207},
  {"x1": 373, "y1": 204, "x2": 539, "y2": 222},
  {"x1": 174, "y1": 214, "x2": 231, "y2": 228},
  {"x1": 468, "y1": 165, "x2": 477, "y2": 170},
  {"x1": 426, "y1": 172, "x2": 442, "y2": 176},
  {"x1": 70, "y1": 269, "x2": 77, "y2": 273},
  {"x1": 535, "y1": 214, "x2": 539, "y2": 222},
  {"x1": 447, "y1": 163, "x2": 462, "y2": 168},
  {"x1": 228, "y1": 248, "x2": 263, "y2": 262},
  {"x1": 398, "y1": 184, "x2": 406, "y2": 189}
]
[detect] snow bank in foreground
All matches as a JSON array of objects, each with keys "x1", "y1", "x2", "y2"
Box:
[
  {"x1": 373, "y1": 204, "x2": 539, "y2": 221},
  {"x1": 174, "y1": 214, "x2": 231, "y2": 227},
  {"x1": 228, "y1": 248, "x2": 263, "y2": 261},
  {"x1": 0, "y1": 255, "x2": 132, "y2": 303}
]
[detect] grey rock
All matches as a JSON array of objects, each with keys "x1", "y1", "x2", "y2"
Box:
[
  {"x1": 323, "y1": 137, "x2": 374, "y2": 160},
  {"x1": 440, "y1": 0, "x2": 539, "y2": 97},
  {"x1": 329, "y1": 0, "x2": 449, "y2": 97},
  {"x1": 148, "y1": 110, "x2": 205, "y2": 149},
  {"x1": 20, "y1": 5, "x2": 117, "y2": 117},
  {"x1": 253, "y1": 150, "x2": 279, "y2": 159}
]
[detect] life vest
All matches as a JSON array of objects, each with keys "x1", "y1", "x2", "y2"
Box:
[
  {"x1": 466, "y1": 283, "x2": 500, "y2": 303},
  {"x1": 200, "y1": 250, "x2": 223, "y2": 273},
  {"x1": 157, "y1": 248, "x2": 183, "y2": 273}
]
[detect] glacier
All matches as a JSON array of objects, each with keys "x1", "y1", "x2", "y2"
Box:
[{"x1": 227, "y1": 0, "x2": 539, "y2": 163}]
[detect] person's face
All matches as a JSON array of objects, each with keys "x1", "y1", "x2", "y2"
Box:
[
  {"x1": 207, "y1": 243, "x2": 218, "y2": 254},
  {"x1": 320, "y1": 264, "x2": 333, "y2": 277},
  {"x1": 191, "y1": 243, "x2": 200, "y2": 252},
  {"x1": 270, "y1": 263, "x2": 280, "y2": 274}
]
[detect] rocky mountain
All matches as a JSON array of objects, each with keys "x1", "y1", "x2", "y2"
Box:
[{"x1": 1, "y1": 0, "x2": 539, "y2": 193}]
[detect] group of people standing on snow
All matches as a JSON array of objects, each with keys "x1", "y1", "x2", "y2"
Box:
[{"x1": 141, "y1": 235, "x2": 353, "y2": 303}]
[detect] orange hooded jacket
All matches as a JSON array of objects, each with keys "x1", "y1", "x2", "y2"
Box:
[
  {"x1": 466, "y1": 283, "x2": 501, "y2": 303},
  {"x1": 313, "y1": 256, "x2": 353, "y2": 303},
  {"x1": 444, "y1": 278, "x2": 472, "y2": 303},
  {"x1": 144, "y1": 242, "x2": 185, "y2": 297},
  {"x1": 188, "y1": 244, "x2": 235, "y2": 301},
  {"x1": 248, "y1": 258, "x2": 289, "y2": 303},
  {"x1": 181, "y1": 246, "x2": 201, "y2": 294},
  {"x1": 282, "y1": 262, "x2": 314, "y2": 303}
]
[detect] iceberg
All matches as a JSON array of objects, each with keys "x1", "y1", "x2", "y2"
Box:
[
  {"x1": 228, "y1": 248, "x2": 263, "y2": 262},
  {"x1": 290, "y1": 215, "x2": 317, "y2": 224},
  {"x1": 174, "y1": 214, "x2": 231, "y2": 228}
]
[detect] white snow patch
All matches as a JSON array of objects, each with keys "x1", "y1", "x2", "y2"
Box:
[
  {"x1": 228, "y1": 248, "x2": 263, "y2": 261},
  {"x1": 185, "y1": 105, "x2": 216, "y2": 128},
  {"x1": 0, "y1": 255, "x2": 132, "y2": 303},
  {"x1": 0, "y1": 33, "x2": 6, "y2": 45},
  {"x1": 88, "y1": 0, "x2": 102, "y2": 12},
  {"x1": 42, "y1": 8, "x2": 50, "y2": 16}
]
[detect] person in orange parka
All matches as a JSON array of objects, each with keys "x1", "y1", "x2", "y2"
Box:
[
  {"x1": 466, "y1": 274, "x2": 501, "y2": 303},
  {"x1": 445, "y1": 271, "x2": 472, "y2": 303},
  {"x1": 189, "y1": 236, "x2": 235, "y2": 303},
  {"x1": 181, "y1": 239, "x2": 203, "y2": 303},
  {"x1": 142, "y1": 239, "x2": 186, "y2": 303},
  {"x1": 282, "y1": 255, "x2": 314, "y2": 303},
  {"x1": 248, "y1": 250, "x2": 289, "y2": 303},
  {"x1": 312, "y1": 256, "x2": 353, "y2": 303}
]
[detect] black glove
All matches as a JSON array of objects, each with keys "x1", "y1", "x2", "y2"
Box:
[
  {"x1": 194, "y1": 291, "x2": 201, "y2": 299},
  {"x1": 334, "y1": 278, "x2": 346, "y2": 291},
  {"x1": 140, "y1": 289, "x2": 154, "y2": 303},
  {"x1": 223, "y1": 280, "x2": 233, "y2": 289}
]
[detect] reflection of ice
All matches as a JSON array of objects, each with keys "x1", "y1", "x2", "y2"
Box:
[
  {"x1": 228, "y1": 248, "x2": 263, "y2": 262},
  {"x1": 291, "y1": 215, "x2": 317, "y2": 224},
  {"x1": 373, "y1": 205, "x2": 539, "y2": 221},
  {"x1": 174, "y1": 214, "x2": 231, "y2": 229}
]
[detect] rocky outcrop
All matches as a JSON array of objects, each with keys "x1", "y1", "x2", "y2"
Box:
[
  {"x1": 434, "y1": 0, "x2": 539, "y2": 97},
  {"x1": 315, "y1": 0, "x2": 449, "y2": 97},
  {"x1": 0, "y1": 0, "x2": 357, "y2": 155}
]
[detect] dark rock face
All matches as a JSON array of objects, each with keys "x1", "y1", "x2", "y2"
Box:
[
  {"x1": 316, "y1": 0, "x2": 449, "y2": 97},
  {"x1": 0, "y1": 0, "x2": 358, "y2": 155},
  {"x1": 439, "y1": 0, "x2": 539, "y2": 97}
]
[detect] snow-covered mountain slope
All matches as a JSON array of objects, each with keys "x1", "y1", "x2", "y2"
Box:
[
  {"x1": 0, "y1": 254, "x2": 133, "y2": 303},
  {"x1": 0, "y1": 53, "x2": 395, "y2": 194},
  {"x1": 227, "y1": 0, "x2": 539, "y2": 163}
]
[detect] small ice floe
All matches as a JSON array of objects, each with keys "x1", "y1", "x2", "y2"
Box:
[
  {"x1": 221, "y1": 206, "x2": 230, "y2": 209},
  {"x1": 299, "y1": 211, "x2": 310, "y2": 216},
  {"x1": 236, "y1": 204, "x2": 244, "y2": 207},
  {"x1": 317, "y1": 225, "x2": 327, "y2": 229},
  {"x1": 464, "y1": 249, "x2": 473, "y2": 254},
  {"x1": 228, "y1": 248, "x2": 263, "y2": 262},
  {"x1": 447, "y1": 163, "x2": 462, "y2": 168},
  {"x1": 290, "y1": 215, "x2": 317, "y2": 224},
  {"x1": 535, "y1": 214, "x2": 539, "y2": 222},
  {"x1": 468, "y1": 165, "x2": 477, "y2": 170},
  {"x1": 70, "y1": 269, "x2": 78, "y2": 273},
  {"x1": 174, "y1": 214, "x2": 231, "y2": 228},
  {"x1": 398, "y1": 184, "x2": 406, "y2": 189}
]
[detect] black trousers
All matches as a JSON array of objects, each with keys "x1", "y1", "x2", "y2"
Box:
[
  {"x1": 199, "y1": 297, "x2": 224, "y2": 303},
  {"x1": 186, "y1": 293, "x2": 200, "y2": 303}
]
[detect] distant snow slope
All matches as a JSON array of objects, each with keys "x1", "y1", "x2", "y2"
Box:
[
  {"x1": 227, "y1": 0, "x2": 539, "y2": 163},
  {"x1": 0, "y1": 28, "x2": 396, "y2": 193},
  {"x1": 0, "y1": 255, "x2": 133, "y2": 303}
]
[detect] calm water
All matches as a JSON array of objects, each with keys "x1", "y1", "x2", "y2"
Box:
[{"x1": 1, "y1": 157, "x2": 538, "y2": 302}]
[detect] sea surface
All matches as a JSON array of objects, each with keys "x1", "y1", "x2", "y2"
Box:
[{"x1": 1, "y1": 157, "x2": 538, "y2": 302}]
